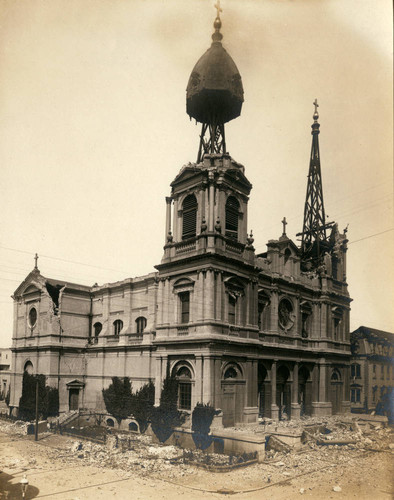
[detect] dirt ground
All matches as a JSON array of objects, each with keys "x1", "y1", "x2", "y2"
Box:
[{"x1": 0, "y1": 419, "x2": 393, "y2": 500}]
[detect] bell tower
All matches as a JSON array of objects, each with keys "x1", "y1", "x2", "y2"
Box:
[{"x1": 161, "y1": 2, "x2": 254, "y2": 265}]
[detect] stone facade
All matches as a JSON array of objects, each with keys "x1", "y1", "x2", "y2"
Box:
[
  {"x1": 9, "y1": 149, "x2": 351, "y2": 425},
  {"x1": 0, "y1": 348, "x2": 11, "y2": 401},
  {"x1": 350, "y1": 326, "x2": 394, "y2": 414}
]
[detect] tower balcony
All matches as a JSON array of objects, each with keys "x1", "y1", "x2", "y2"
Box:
[{"x1": 161, "y1": 232, "x2": 255, "y2": 265}]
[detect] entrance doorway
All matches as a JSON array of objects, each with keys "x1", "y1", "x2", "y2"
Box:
[
  {"x1": 69, "y1": 389, "x2": 79, "y2": 411},
  {"x1": 221, "y1": 365, "x2": 245, "y2": 427}
]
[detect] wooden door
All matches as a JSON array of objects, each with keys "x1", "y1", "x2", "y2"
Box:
[
  {"x1": 330, "y1": 383, "x2": 342, "y2": 414},
  {"x1": 69, "y1": 389, "x2": 79, "y2": 411}
]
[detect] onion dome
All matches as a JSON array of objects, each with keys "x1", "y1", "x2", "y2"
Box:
[{"x1": 186, "y1": 5, "x2": 244, "y2": 125}]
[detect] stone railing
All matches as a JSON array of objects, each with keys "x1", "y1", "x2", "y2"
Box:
[
  {"x1": 175, "y1": 240, "x2": 196, "y2": 254},
  {"x1": 177, "y1": 326, "x2": 189, "y2": 336}
]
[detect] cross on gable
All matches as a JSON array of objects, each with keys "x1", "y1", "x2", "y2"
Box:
[{"x1": 34, "y1": 253, "x2": 39, "y2": 270}]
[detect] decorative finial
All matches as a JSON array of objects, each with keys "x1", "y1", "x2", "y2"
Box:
[
  {"x1": 212, "y1": 0, "x2": 223, "y2": 42},
  {"x1": 313, "y1": 99, "x2": 319, "y2": 122},
  {"x1": 281, "y1": 217, "x2": 287, "y2": 236},
  {"x1": 34, "y1": 253, "x2": 39, "y2": 270}
]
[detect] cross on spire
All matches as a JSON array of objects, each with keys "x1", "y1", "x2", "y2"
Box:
[
  {"x1": 214, "y1": 0, "x2": 222, "y2": 18},
  {"x1": 313, "y1": 99, "x2": 319, "y2": 114},
  {"x1": 34, "y1": 253, "x2": 39, "y2": 270},
  {"x1": 282, "y1": 217, "x2": 287, "y2": 236}
]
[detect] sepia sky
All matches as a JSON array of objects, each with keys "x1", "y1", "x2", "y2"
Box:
[{"x1": 0, "y1": 0, "x2": 393, "y2": 348}]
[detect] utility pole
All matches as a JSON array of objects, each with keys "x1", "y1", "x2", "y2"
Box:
[{"x1": 35, "y1": 379, "x2": 39, "y2": 441}]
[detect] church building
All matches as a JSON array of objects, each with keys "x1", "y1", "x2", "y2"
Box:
[{"x1": 9, "y1": 6, "x2": 351, "y2": 426}]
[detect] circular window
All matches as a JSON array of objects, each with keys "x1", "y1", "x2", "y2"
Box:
[
  {"x1": 28, "y1": 307, "x2": 37, "y2": 328},
  {"x1": 278, "y1": 299, "x2": 293, "y2": 329}
]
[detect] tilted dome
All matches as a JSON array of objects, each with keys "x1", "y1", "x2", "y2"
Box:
[{"x1": 186, "y1": 23, "x2": 243, "y2": 125}]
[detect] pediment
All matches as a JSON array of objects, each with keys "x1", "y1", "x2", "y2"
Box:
[
  {"x1": 171, "y1": 165, "x2": 203, "y2": 187},
  {"x1": 66, "y1": 379, "x2": 85, "y2": 388},
  {"x1": 12, "y1": 270, "x2": 45, "y2": 299}
]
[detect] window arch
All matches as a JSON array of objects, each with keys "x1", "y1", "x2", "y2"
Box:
[
  {"x1": 135, "y1": 316, "x2": 147, "y2": 334},
  {"x1": 93, "y1": 322, "x2": 102, "y2": 343},
  {"x1": 182, "y1": 194, "x2": 197, "y2": 240},
  {"x1": 113, "y1": 319, "x2": 123, "y2": 336},
  {"x1": 331, "y1": 369, "x2": 341, "y2": 382},
  {"x1": 173, "y1": 364, "x2": 193, "y2": 411},
  {"x1": 24, "y1": 361, "x2": 33, "y2": 374},
  {"x1": 225, "y1": 196, "x2": 240, "y2": 240}
]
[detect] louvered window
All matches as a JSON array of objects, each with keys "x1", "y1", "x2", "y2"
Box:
[
  {"x1": 182, "y1": 195, "x2": 197, "y2": 240},
  {"x1": 225, "y1": 196, "x2": 240, "y2": 240}
]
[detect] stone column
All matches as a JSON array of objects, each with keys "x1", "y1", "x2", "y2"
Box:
[
  {"x1": 205, "y1": 270, "x2": 214, "y2": 321},
  {"x1": 291, "y1": 362, "x2": 301, "y2": 418},
  {"x1": 270, "y1": 289, "x2": 279, "y2": 334},
  {"x1": 319, "y1": 360, "x2": 327, "y2": 402},
  {"x1": 271, "y1": 360, "x2": 279, "y2": 420},
  {"x1": 154, "y1": 355, "x2": 167, "y2": 405},
  {"x1": 194, "y1": 356, "x2": 203, "y2": 405},
  {"x1": 208, "y1": 180, "x2": 215, "y2": 232},
  {"x1": 165, "y1": 196, "x2": 172, "y2": 243}
]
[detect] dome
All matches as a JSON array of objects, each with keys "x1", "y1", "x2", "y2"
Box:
[{"x1": 186, "y1": 41, "x2": 244, "y2": 124}]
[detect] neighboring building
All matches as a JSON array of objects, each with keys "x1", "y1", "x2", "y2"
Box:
[
  {"x1": 0, "y1": 348, "x2": 12, "y2": 401},
  {"x1": 350, "y1": 326, "x2": 394, "y2": 414},
  {"x1": 9, "y1": 7, "x2": 352, "y2": 425}
]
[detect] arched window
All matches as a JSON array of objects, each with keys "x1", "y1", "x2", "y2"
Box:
[
  {"x1": 331, "y1": 369, "x2": 341, "y2": 382},
  {"x1": 135, "y1": 317, "x2": 147, "y2": 334},
  {"x1": 182, "y1": 194, "x2": 197, "y2": 240},
  {"x1": 93, "y1": 322, "x2": 102, "y2": 343},
  {"x1": 106, "y1": 418, "x2": 115, "y2": 427},
  {"x1": 174, "y1": 365, "x2": 192, "y2": 410},
  {"x1": 224, "y1": 367, "x2": 238, "y2": 379},
  {"x1": 113, "y1": 319, "x2": 123, "y2": 336},
  {"x1": 225, "y1": 196, "x2": 240, "y2": 240},
  {"x1": 284, "y1": 248, "x2": 291, "y2": 265}
]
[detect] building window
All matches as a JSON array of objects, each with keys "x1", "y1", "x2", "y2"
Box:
[
  {"x1": 351, "y1": 363, "x2": 361, "y2": 379},
  {"x1": 28, "y1": 307, "x2": 37, "y2": 328},
  {"x1": 373, "y1": 364, "x2": 376, "y2": 379},
  {"x1": 386, "y1": 365, "x2": 389, "y2": 380},
  {"x1": 182, "y1": 194, "x2": 197, "y2": 240},
  {"x1": 372, "y1": 386, "x2": 377, "y2": 403},
  {"x1": 93, "y1": 322, "x2": 102, "y2": 344},
  {"x1": 175, "y1": 365, "x2": 192, "y2": 411},
  {"x1": 179, "y1": 292, "x2": 190, "y2": 324},
  {"x1": 113, "y1": 319, "x2": 123, "y2": 336},
  {"x1": 225, "y1": 196, "x2": 240, "y2": 240},
  {"x1": 135, "y1": 316, "x2": 147, "y2": 334},
  {"x1": 300, "y1": 301, "x2": 312, "y2": 338},
  {"x1": 228, "y1": 294, "x2": 236, "y2": 324},
  {"x1": 381, "y1": 365, "x2": 384, "y2": 380},
  {"x1": 351, "y1": 388, "x2": 361, "y2": 403}
]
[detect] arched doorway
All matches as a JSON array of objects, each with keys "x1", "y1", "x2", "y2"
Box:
[
  {"x1": 277, "y1": 366, "x2": 291, "y2": 420},
  {"x1": 330, "y1": 369, "x2": 343, "y2": 414},
  {"x1": 298, "y1": 366, "x2": 312, "y2": 416}
]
